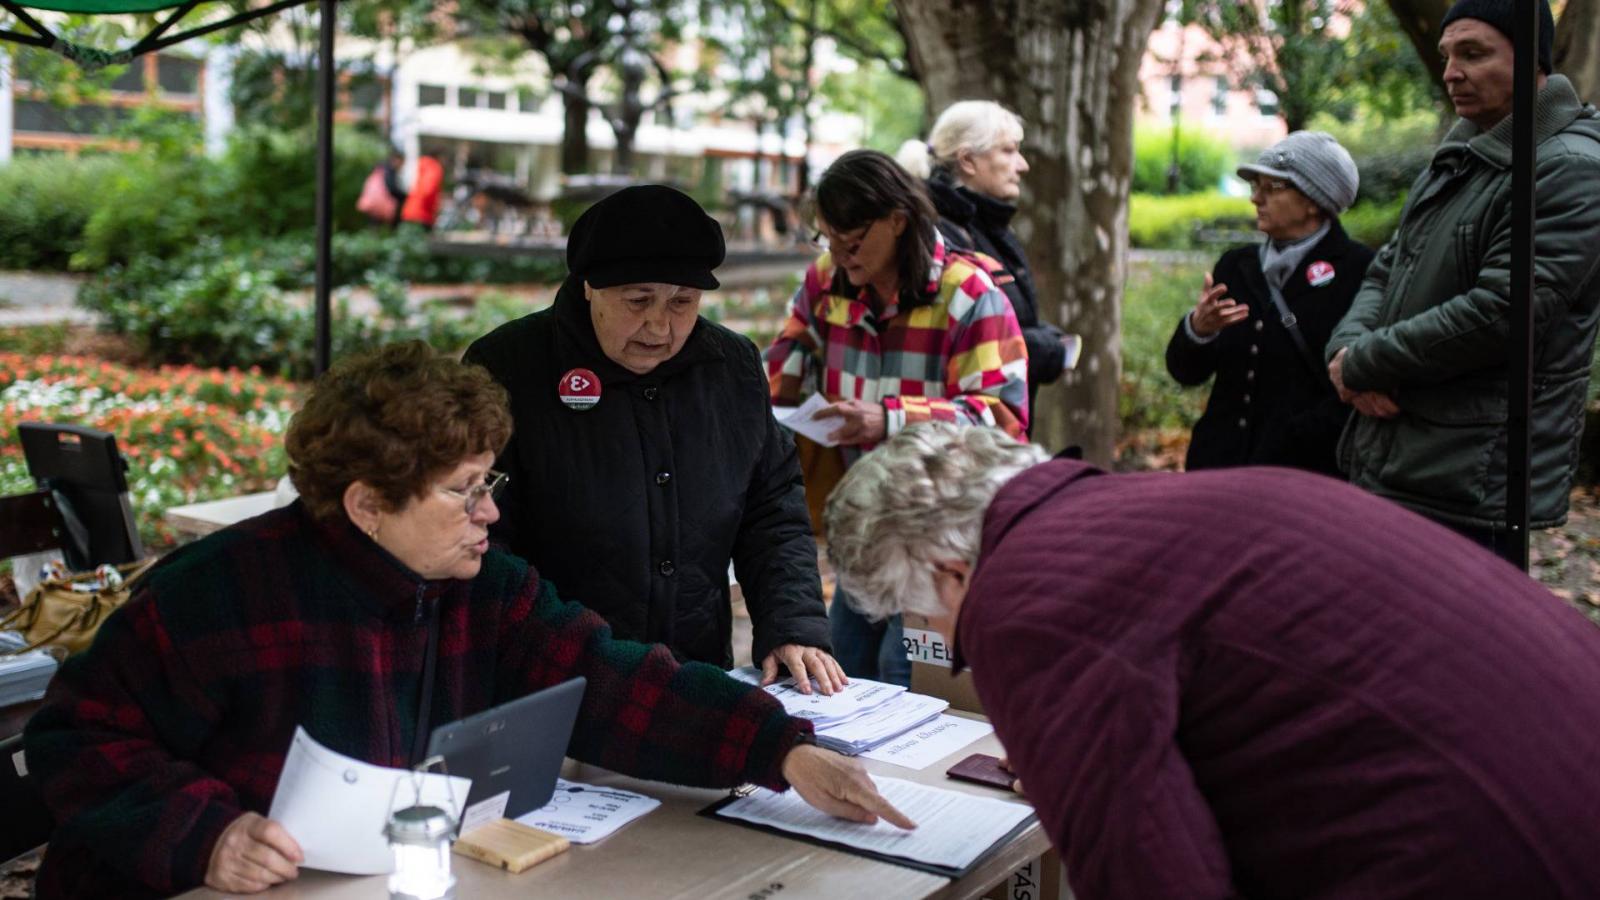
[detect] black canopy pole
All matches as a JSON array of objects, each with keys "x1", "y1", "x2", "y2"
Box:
[
  {"x1": 1505, "y1": 0, "x2": 1538, "y2": 569},
  {"x1": 313, "y1": 0, "x2": 336, "y2": 376}
]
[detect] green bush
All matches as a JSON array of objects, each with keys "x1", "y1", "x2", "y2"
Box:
[
  {"x1": 1121, "y1": 258, "x2": 1209, "y2": 433},
  {"x1": 0, "y1": 155, "x2": 121, "y2": 270},
  {"x1": 75, "y1": 154, "x2": 216, "y2": 270},
  {"x1": 1132, "y1": 124, "x2": 1235, "y2": 194},
  {"x1": 1128, "y1": 192, "x2": 1256, "y2": 250},
  {"x1": 1341, "y1": 196, "x2": 1406, "y2": 249},
  {"x1": 77, "y1": 229, "x2": 562, "y2": 378},
  {"x1": 222, "y1": 125, "x2": 388, "y2": 239}
]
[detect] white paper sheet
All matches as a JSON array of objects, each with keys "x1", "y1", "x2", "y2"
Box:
[
  {"x1": 267, "y1": 727, "x2": 472, "y2": 875},
  {"x1": 772, "y1": 393, "x2": 841, "y2": 447},
  {"x1": 727, "y1": 666, "x2": 907, "y2": 724},
  {"x1": 716, "y1": 776, "x2": 1033, "y2": 871},
  {"x1": 860, "y1": 715, "x2": 994, "y2": 770},
  {"x1": 515, "y1": 779, "x2": 661, "y2": 844}
]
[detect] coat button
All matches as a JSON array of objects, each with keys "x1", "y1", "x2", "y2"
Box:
[
  {"x1": 1243, "y1": 393, "x2": 1252, "y2": 404},
  {"x1": 1246, "y1": 370, "x2": 1255, "y2": 381},
  {"x1": 656, "y1": 471, "x2": 671, "y2": 486},
  {"x1": 1238, "y1": 418, "x2": 1248, "y2": 429},
  {"x1": 643, "y1": 387, "x2": 659, "y2": 401},
  {"x1": 1254, "y1": 320, "x2": 1264, "y2": 332},
  {"x1": 1249, "y1": 344, "x2": 1259, "y2": 356},
  {"x1": 658, "y1": 560, "x2": 675, "y2": 576}
]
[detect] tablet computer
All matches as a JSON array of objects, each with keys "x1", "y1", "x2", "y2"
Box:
[{"x1": 426, "y1": 676, "x2": 586, "y2": 821}]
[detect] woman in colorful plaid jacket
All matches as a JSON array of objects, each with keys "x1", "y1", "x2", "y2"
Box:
[
  {"x1": 23, "y1": 342, "x2": 910, "y2": 899},
  {"x1": 764, "y1": 150, "x2": 1029, "y2": 687}
]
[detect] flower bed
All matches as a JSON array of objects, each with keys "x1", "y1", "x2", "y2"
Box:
[{"x1": 0, "y1": 353, "x2": 299, "y2": 549}]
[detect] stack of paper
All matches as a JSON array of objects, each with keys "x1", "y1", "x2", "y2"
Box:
[
  {"x1": 727, "y1": 667, "x2": 948, "y2": 755},
  {"x1": 0, "y1": 633, "x2": 58, "y2": 706}
]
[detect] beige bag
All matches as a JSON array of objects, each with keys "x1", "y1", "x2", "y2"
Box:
[{"x1": 0, "y1": 558, "x2": 155, "y2": 657}]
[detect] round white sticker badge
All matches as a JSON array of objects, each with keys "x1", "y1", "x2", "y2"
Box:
[
  {"x1": 559, "y1": 367, "x2": 602, "y2": 411},
  {"x1": 1307, "y1": 261, "x2": 1335, "y2": 288}
]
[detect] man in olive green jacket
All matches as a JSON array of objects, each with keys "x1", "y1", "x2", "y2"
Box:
[{"x1": 1326, "y1": 0, "x2": 1600, "y2": 553}]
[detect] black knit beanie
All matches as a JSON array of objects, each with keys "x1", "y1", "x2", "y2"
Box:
[{"x1": 1440, "y1": 0, "x2": 1555, "y2": 75}]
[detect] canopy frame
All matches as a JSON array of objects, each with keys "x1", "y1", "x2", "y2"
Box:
[{"x1": 0, "y1": 0, "x2": 338, "y2": 376}]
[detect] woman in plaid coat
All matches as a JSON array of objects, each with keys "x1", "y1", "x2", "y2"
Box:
[{"x1": 24, "y1": 342, "x2": 909, "y2": 899}]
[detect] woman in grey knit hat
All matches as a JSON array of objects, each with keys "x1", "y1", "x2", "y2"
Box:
[{"x1": 1164, "y1": 131, "x2": 1376, "y2": 476}]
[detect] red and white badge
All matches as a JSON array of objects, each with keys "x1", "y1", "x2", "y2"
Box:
[
  {"x1": 558, "y1": 368, "x2": 602, "y2": 411},
  {"x1": 1306, "y1": 260, "x2": 1336, "y2": 288}
]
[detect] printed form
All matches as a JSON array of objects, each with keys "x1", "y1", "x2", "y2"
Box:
[
  {"x1": 716, "y1": 776, "x2": 1033, "y2": 870},
  {"x1": 516, "y1": 778, "x2": 661, "y2": 844}
]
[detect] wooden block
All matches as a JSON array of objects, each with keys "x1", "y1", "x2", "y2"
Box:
[{"x1": 452, "y1": 818, "x2": 570, "y2": 873}]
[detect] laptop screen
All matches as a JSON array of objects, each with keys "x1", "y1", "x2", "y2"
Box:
[{"x1": 426, "y1": 676, "x2": 587, "y2": 823}]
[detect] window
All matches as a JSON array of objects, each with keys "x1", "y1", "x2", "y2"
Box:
[
  {"x1": 459, "y1": 87, "x2": 481, "y2": 108},
  {"x1": 349, "y1": 79, "x2": 385, "y2": 114},
  {"x1": 1212, "y1": 76, "x2": 1229, "y2": 116},
  {"x1": 418, "y1": 84, "x2": 447, "y2": 107},
  {"x1": 1256, "y1": 89, "x2": 1279, "y2": 118},
  {"x1": 485, "y1": 91, "x2": 507, "y2": 110},
  {"x1": 156, "y1": 55, "x2": 201, "y2": 95},
  {"x1": 109, "y1": 63, "x2": 145, "y2": 93},
  {"x1": 14, "y1": 100, "x2": 131, "y2": 134},
  {"x1": 1168, "y1": 75, "x2": 1183, "y2": 118},
  {"x1": 518, "y1": 91, "x2": 542, "y2": 113}
]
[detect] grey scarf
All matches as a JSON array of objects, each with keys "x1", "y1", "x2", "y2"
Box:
[{"x1": 1260, "y1": 220, "x2": 1331, "y2": 291}]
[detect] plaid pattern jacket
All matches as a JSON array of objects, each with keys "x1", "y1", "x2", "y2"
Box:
[
  {"x1": 24, "y1": 503, "x2": 811, "y2": 899},
  {"x1": 765, "y1": 232, "x2": 1029, "y2": 458}
]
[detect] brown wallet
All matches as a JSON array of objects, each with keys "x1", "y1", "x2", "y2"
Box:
[{"x1": 945, "y1": 752, "x2": 1016, "y2": 790}]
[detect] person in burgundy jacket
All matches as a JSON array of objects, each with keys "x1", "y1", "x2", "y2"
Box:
[{"x1": 824, "y1": 422, "x2": 1600, "y2": 900}]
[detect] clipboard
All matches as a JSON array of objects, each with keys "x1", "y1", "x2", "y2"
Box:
[{"x1": 698, "y1": 793, "x2": 1037, "y2": 879}]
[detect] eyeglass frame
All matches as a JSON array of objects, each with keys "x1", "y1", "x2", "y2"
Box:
[
  {"x1": 438, "y1": 469, "x2": 509, "y2": 516},
  {"x1": 1247, "y1": 175, "x2": 1296, "y2": 197},
  {"x1": 809, "y1": 219, "x2": 881, "y2": 260}
]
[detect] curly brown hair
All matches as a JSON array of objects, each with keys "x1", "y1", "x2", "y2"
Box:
[{"x1": 286, "y1": 341, "x2": 513, "y2": 520}]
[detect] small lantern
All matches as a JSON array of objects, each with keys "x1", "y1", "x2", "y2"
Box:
[
  {"x1": 385, "y1": 804, "x2": 457, "y2": 900},
  {"x1": 385, "y1": 756, "x2": 458, "y2": 900}
]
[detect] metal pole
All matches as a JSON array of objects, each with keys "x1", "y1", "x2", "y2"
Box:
[
  {"x1": 313, "y1": 0, "x2": 337, "y2": 376},
  {"x1": 1504, "y1": 0, "x2": 1538, "y2": 569}
]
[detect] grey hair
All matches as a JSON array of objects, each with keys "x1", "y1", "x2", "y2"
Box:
[
  {"x1": 824, "y1": 423, "x2": 1048, "y2": 621},
  {"x1": 894, "y1": 101, "x2": 1026, "y2": 181}
]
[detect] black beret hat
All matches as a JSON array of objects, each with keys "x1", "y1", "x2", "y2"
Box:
[
  {"x1": 566, "y1": 184, "x2": 725, "y2": 290},
  {"x1": 1440, "y1": 0, "x2": 1554, "y2": 75}
]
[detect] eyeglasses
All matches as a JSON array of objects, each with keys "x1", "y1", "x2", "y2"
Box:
[
  {"x1": 1249, "y1": 177, "x2": 1294, "y2": 197},
  {"x1": 809, "y1": 220, "x2": 879, "y2": 260},
  {"x1": 438, "y1": 469, "x2": 508, "y2": 516}
]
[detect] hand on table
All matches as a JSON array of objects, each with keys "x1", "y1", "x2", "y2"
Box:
[
  {"x1": 206, "y1": 812, "x2": 303, "y2": 894},
  {"x1": 781, "y1": 743, "x2": 916, "y2": 830},
  {"x1": 761, "y1": 644, "x2": 848, "y2": 695},
  {"x1": 997, "y1": 756, "x2": 1025, "y2": 796}
]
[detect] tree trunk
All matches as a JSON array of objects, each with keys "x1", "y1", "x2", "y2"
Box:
[
  {"x1": 1385, "y1": 0, "x2": 1451, "y2": 93},
  {"x1": 896, "y1": 0, "x2": 1166, "y2": 465},
  {"x1": 1555, "y1": 0, "x2": 1600, "y2": 104},
  {"x1": 561, "y1": 93, "x2": 592, "y2": 175}
]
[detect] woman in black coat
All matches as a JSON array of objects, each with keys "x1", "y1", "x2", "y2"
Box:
[
  {"x1": 465, "y1": 185, "x2": 841, "y2": 690},
  {"x1": 1166, "y1": 132, "x2": 1375, "y2": 476},
  {"x1": 899, "y1": 101, "x2": 1071, "y2": 421}
]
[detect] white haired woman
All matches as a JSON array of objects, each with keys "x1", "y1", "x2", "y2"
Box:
[
  {"x1": 824, "y1": 422, "x2": 1600, "y2": 900},
  {"x1": 897, "y1": 100, "x2": 1071, "y2": 420}
]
